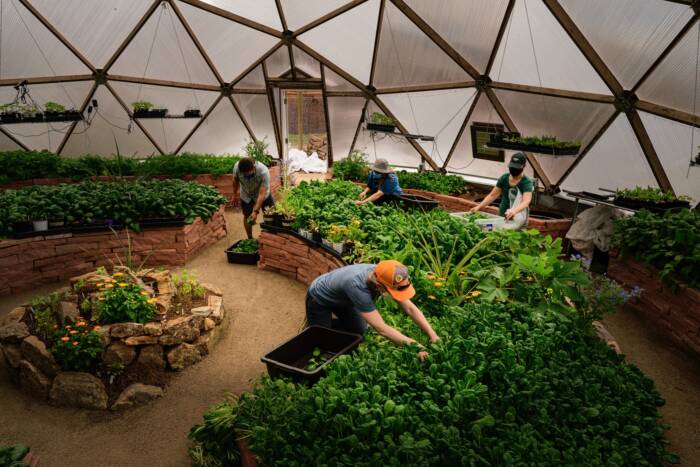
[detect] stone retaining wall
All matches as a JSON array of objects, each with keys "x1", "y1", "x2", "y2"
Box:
[
  {"x1": 608, "y1": 255, "x2": 700, "y2": 358},
  {"x1": 403, "y1": 188, "x2": 572, "y2": 239},
  {"x1": 0, "y1": 207, "x2": 227, "y2": 296}
]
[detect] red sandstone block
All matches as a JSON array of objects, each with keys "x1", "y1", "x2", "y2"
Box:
[
  {"x1": 55, "y1": 242, "x2": 99, "y2": 255},
  {"x1": 264, "y1": 258, "x2": 297, "y2": 273},
  {"x1": 279, "y1": 270, "x2": 297, "y2": 279},
  {"x1": 281, "y1": 243, "x2": 309, "y2": 257},
  {"x1": 0, "y1": 254, "x2": 19, "y2": 268}
]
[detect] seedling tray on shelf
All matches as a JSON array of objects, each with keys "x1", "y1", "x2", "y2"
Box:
[
  {"x1": 367, "y1": 122, "x2": 395, "y2": 133},
  {"x1": 613, "y1": 197, "x2": 690, "y2": 213},
  {"x1": 262, "y1": 326, "x2": 363, "y2": 384},
  {"x1": 396, "y1": 193, "x2": 438, "y2": 211},
  {"x1": 226, "y1": 240, "x2": 260, "y2": 265}
]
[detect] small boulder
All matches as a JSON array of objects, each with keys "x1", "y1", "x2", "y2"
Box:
[
  {"x1": 0, "y1": 322, "x2": 29, "y2": 343},
  {"x1": 143, "y1": 322, "x2": 163, "y2": 336},
  {"x1": 193, "y1": 334, "x2": 211, "y2": 356},
  {"x1": 190, "y1": 306, "x2": 212, "y2": 317},
  {"x1": 124, "y1": 335, "x2": 159, "y2": 346},
  {"x1": 208, "y1": 296, "x2": 224, "y2": 325},
  {"x1": 18, "y1": 360, "x2": 51, "y2": 398},
  {"x1": 0, "y1": 307, "x2": 26, "y2": 326},
  {"x1": 137, "y1": 345, "x2": 165, "y2": 370},
  {"x1": 49, "y1": 372, "x2": 108, "y2": 410},
  {"x1": 57, "y1": 301, "x2": 80, "y2": 325},
  {"x1": 201, "y1": 283, "x2": 223, "y2": 297},
  {"x1": 95, "y1": 325, "x2": 111, "y2": 347},
  {"x1": 103, "y1": 342, "x2": 136, "y2": 367},
  {"x1": 111, "y1": 383, "x2": 164, "y2": 411},
  {"x1": 1, "y1": 343, "x2": 23, "y2": 368},
  {"x1": 203, "y1": 318, "x2": 216, "y2": 332},
  {"x1": 159, "y1": 316, "x2": 200, "y2": 346},
  {"x1": 167, "y1": 343, "x2": 202, "y2": 371},
  {"x1": 110, "y1": 323, "x2": 144, "y2": 338},
  {"x1": 21, "y1": 336, "x2": 60, "y2": 377}
]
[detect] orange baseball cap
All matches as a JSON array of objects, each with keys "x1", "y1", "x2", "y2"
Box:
[{"x1": 375, "y1": 260, "x2": 415, "y2": 302}]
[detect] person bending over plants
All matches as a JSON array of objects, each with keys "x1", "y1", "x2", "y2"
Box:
[
  {"x1": 233, "y1": 157, "x2": 274, "y2": 239},
  {"x1": 355, "y1": 158, "x2": 403, "y2": 206},
  {"x1": 306, "y1": 260, "x2": 439, "y2": 361}
]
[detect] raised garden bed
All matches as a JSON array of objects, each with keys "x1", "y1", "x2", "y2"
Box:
[{"x1": 0, "y1": 267, "x2": 227, "y2": 410}]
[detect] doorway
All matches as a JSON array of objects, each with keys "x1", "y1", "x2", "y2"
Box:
[{"x1": 282, "y1": 90, "x2": 328, "y2": 160}]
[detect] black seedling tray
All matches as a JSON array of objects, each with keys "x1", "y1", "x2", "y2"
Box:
[
  {"x1": 226, "y1": 240, "x2": 260, "y2": 265},
  {"x1": 396, "y1": 193, "x2": 439, "y2": 211},
  {"x1": 613, "y1": 197, "x2": 690, "y2": 213},
  {"x1": 139, "y1": 217, "x2": 186, "y2": 228},
  {"x1": 262, "y1": 326, "x2": 363, "y2": 384},
  {"x1": 367, "y1": 122, "x2": 395, "y2": 133}
]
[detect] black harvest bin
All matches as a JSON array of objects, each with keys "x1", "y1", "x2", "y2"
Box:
[
  {"x1": 262, "y1": 326, "x2": 363, "y2": 384},
  {"x1": 225, "y1": 240, "x2": 260, "y2": 265}
]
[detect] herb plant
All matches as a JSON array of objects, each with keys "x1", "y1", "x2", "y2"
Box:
[
  {"x1": 232, "y1": 239, "x2": 258, "y2": 254},
  {"x1": 397, "y1": 170, "x2": 469, "y2": 195},
  {"x1": 0, "y1": 444, "x2": 30, "y2": 466},
  {"x1": 94, "y1": 280, "x2": 157, "y2": 324},
  {"x1": 615, "y1": 186, "x2": 691, "y2": 203},
  {"x1": 44, "y1": 101, "x2": 66, "y2": 113},
  {"x1": 132, "y1": 101, "x2": 154, "y2": 112},
  {"x1": 370, "y1": 112, "x2": 394, "y2": 125},
  {"x1": 503, "y1": 134, "x2": 580, "y2": 150},
  {"x1": 332, "y1": 150, "x2": 370, "y2": 182},
  {"x1": 244, "y1": 138, "x2": 273, "y2": 167},
  {"x1": 51, "y1": 321, "x2": 104, "y2": 371}
]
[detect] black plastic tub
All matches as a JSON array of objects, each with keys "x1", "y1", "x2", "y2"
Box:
[
  {"x1": 226, "y1": 240, "x2": 259, "y2": 265},
  {"x1": 396, "y1": 193, "x2": 439, "y2": 211},
  {"x1": 261, "y1": 326, "x2": 363, "y2": 384},
  {"x1": 140, "y1": 217, "x2": 186, "y2": 228},
  {"x1": 43, "y1": 110, "x2": 82, "y2": 122},
  {"x1": 133, "y1": 108, "x2": 168, "y2": 118}
]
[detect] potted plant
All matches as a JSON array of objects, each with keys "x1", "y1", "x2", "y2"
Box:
[
  {"x1": 322, "y1": 224, "x2": 347, "y2": 254},
  {"x1": 308, "y1": 220, "x2": 322, "y2": 243},
  {"x1": 262, "y1": 205, "x2": 276, "y2": 225},
  {"x1": 367, "y1": 112, "x2": 395, "y2": 133},
  {"x1": 43, "y1": 101, "x2": 82, "y2": 122},
  {"x1": 184, "y1": 108, "x2": 201, "y2": 118},
  {"x1": 132, "y1": 101, "x2": 167, "y2": 118}
]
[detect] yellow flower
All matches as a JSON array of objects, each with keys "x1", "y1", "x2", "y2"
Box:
[
  {"x1": 147, "y1": 298, "x2": 158, "y2": 304},
  {"x1": 433, "y1": 282, "x2": 443, "y2": 287},
  {"x1": 140, "y1": 291, "x2": 150, "y2": 296},
  {"x1": 118, "y1": 283, "x2": 128, "y2": 287},
  {"x1": 72, "y1": 341, "x2": 79, "y2": 346},
  {"x1": 470, "y1": 291, "x2": 481, "y2": 297},
  {"x1": 61, "y1": 336, "x2": 70, "y2": 342},
  {"x1": 104, "y1": 284, "x2": 114, "y2": 289},
  {"x1": 426, "y1": 273, "x2": 435, "y2": 279},
  {"x1": 428, "y1": 295, "x2": 436, "y2": 300},
  {"x1": 113, "y1": 272, "x2": 124, "y2": 277}
]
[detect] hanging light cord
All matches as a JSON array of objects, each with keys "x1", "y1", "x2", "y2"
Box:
[
  {"x1": 136, "y1": 2, "x2": 165, "y2": 103},
  {"x1": 166, "y1": 4, "x2": 201, "y2": 111}
]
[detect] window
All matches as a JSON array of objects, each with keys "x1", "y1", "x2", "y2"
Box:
[{"x1": 470, "y1": 122, "x2": 505, "y2": 162}]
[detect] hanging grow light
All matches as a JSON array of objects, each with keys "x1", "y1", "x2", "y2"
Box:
[{"x1": 487, "y1": 132, "x2": 580, "y2": 156}]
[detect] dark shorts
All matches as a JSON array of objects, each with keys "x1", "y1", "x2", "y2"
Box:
[
  {"x1": 241, "y1": 195, "x2": 274, "y2": 217},
  {"x1": 305, "y1": 291, "x2": 368, "y2": 335},
  {"x1": 369, "y1": 191, "x2": 401, "y2": 206}
]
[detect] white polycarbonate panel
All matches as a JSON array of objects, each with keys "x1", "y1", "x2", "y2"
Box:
[
  {"x1": 234, "y1": 65, "x2": 266, "y2": 89},
  {"x1": 110, "y1": 82, "x2": 220, "y2": 154},
  {"x1": 110, "y1": 2, "x2": 217, "y2": 85},
  {"x1": 640, "y1": 111, "x2": 700, "y2": 203},
  {"x1": 298, "y1": 0, "x2": 380, "y2": 85},
  {"x1": 0, "y1": 0, "x2": 90, "y2": 79},
  {"x1": 265, "y1": 45, "x2": 291, "y2": 78},
  {"x1": 201, "y1": 0, "x2": 282, "y2": 31},
  {"x1": 178, "y1": 1, "x2": 279, "y2": 82},
  {"x1": 490, "y1": 0, "x2": 610, "y2": 94},
  {"x1": 0, "y1": 131, "x2": 22, "y2": 151},
  {"x1": 179, "y1": 98, "x2": 249, "y2": 155},
  {"x1": 232, "y1": 94, "x2": 278, "y2": 157},
  {"x1": 562, "y1": 114, "x2": 657, "y2": 194},
  {"x1": 327, "y1": 97, "x2": 366, "y2": 159},
  {"x1": 561, "y1": 0, "x2": 693, "y2": 89},
  {"x1": 404, "y1": 0, "x2": 509, "y2": 72},
  {"x1": 447, "y1": 94, "x2": 534, "y2": 180},
  {"x1": 494, "y1": 89, "x2": 616, "y2": 184},
  {"x1": 29, "y1": 0, "x2": 150, "y2": 68},
  {"x1": 281, "y1": 0, "x2": 350, "y2": 31},
  {"x1": 382, "y1": 88, "x2": 478, "y2": 167},
  {"x1": 293, "y1": 47, "x2": 321, "y2": 78},
  {"x1": 638, "y1": 23, "x2": 700, "y2": 116},
  {"x1": 373, "y1": 2, "x2": 470, "y2": 88},
  {"x1": 61, "y1": 86, "x2": 158, "y2": 158},
  {"x1": 324, "y1": 68, "x2": 358, "y2": 92},
  {"x1": 0, "y1": 81, "x2": 93, "y2": 152}
]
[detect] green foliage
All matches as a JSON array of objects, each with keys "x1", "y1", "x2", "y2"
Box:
[
  {"x1": 614, "y1": 209, "x2": 700, "y2": 288},
  {"x1": 232, "y1": 239, "x2": 258, "y2": 253},
  {"x1": 138, "y1": 153, "x2": 241, "y2": 178},
  {"x1": 0, "y1": 444, "x2": 30, "y2": 467},
  {"x1": 0, "y1": 101, "x2": 39, "y2": 116},
  {"x1": 131, "y1": 101, "x2": 154, "y2": 111},
  {"x1": 615, "y1": 186, "x2": 691, "y2": 203},
  {"x1": 44, "y1": 101, "x2": 66, "y2": 113},
  {"x1": 244, "y1": 138, "x2": 273, "y2": 167},
  {"x1": 188, "y1": 396, "x2": 241, "y2": 467},
  {"x1": 0, "y1": 179, "x2": 227, "y2": 236},
  {"x1": 94, "y1": 281, "x2": 156, "y2": 324},
  {"x1": 30, "y1": 293, "x2": 60, "y2": 342},
  {"x1": 332, "y1": 150, "x2": 370, "y2": 182},
  {"x1": 173, "y1": 270, "x2": 205, "y2": 304},
  {"x1": 306, "y1": 347, "x2": 329, "y2": 371},
  {"x1": 503, "y1": 134, "x2": 580, "y2": 150},
  {"x1": 396, "y1": 170, "x2": 469, "y2": 195},
  {"x1": 51, "y1": 321, "x2": 104, "y2": 371},
  {"x1": 580, "y1": 275, "x2": 641, "y2": 326},
  {"x1": 370, "y1": 112, "x2": 394, "y2": 125}
]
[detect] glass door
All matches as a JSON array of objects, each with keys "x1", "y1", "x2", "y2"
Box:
[{"x1": 283, "y1": 90, "x2": 328, "y2": 160}]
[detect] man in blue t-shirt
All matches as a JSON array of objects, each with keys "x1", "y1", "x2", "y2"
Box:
[
  {"x1": 306, "y1": 260, "x2": 439, "y2": 361},
  {"x1": 233, "y1": 157, "x2": 273, "y2": 239},
  {"x1": 355, "y1": 158, "x2": 403, "y2": 205}
]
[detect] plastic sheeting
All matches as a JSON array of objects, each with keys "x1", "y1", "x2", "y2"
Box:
[
  {"x1": 178, "y1": 1, "x2": 279, "y2": 82},
  {"x1": 373, "y1": 2, "x2": 469, "y2": 88},
  {"x1": 490, "y1": 0, "x2": 610, "y2": 95},
  {"x1": 293, "y1": 47, "x2": 321, "y2": 78},
  {"x1": 287, "y1": 148, "x2": 327, "y2": 173},
  {"x1": 265, "y1": 45, "x2": 291, "y2": 78},
  {"x1": 327, "y1": 96, "x2": 366, "y2": 160},
  {"x1": 0, "y1": 131, "x2": 22, "y2": 151},
  {"x1": 566, "y1": 205, "x2": 624, "y2": 257},
  {"x1": 280, "y1": 0, "x2": 350, "y2": 32},
  {"x1": 232, "y1": 94, "x2": 278, "y2": 157},
  {"x1": 561, "y1": 113, "x2": 658, "y2": 194},
  {"x1": 179, "y1": 97, "x2": 250, "y2": 155},
  {"x1": 640, "y1": 111, "x2": 700, "y2": 203},
  {"x1": 110, "y1": 2, "x2": 218, "y2": 85},
  {"x1": 298, "y1": 0, "x2": 380, "y2": 85},
  {"x1": 324, "y1": 68, "x2": 358, "y2": 92},
  {"x1": 404, "y1": 0, "x2": 509, "y2": 72},
  {"x1": 561, "y1": 0, "x2": 693, "y2": 90},
  {"x1": 234, "y1": 65, "x2": 266, "y2": 89},
  {"x1": 200, "y1": 0, "x2": 282, "y2": 31}
]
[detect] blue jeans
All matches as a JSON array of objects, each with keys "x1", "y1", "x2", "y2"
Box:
[{"x1": 305, "y1": 292, "x2": 368, "y2": 335}]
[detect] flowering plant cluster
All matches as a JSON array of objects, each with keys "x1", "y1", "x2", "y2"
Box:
[
  {"x1": 93, "y1": 272, "x2": 157, "y2": 324},
  {"x1": 51, "y1": 321, "x2": 103, "y2": 371}
]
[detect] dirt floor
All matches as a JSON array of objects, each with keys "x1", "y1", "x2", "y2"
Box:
[{"x1": 0, "y1": 208, "x2": 698, "y2": 466}]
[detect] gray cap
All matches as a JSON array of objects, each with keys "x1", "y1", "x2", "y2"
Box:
[{"x1": 372, "y1": 158, "x2": 392, "y2": 174}]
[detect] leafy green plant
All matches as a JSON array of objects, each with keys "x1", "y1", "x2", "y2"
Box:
[
  {"x1": 615, "y1": 186, "x2": 691, "y2": 203},
  {"x1": 173, "y1": 270, "x2": 205, "y2": 311},
  {"x1": 503, "y1": 134, "x2": 580, "y2": 150},
  {"x1": 580, "y1": 275, "x2": 641, "y2": 326},
  {"x1": 51, "y1": 321, "x2": 104, "y2": 371},
  {"x1": 305, "y1": 347, "x2": 329, "y2": 371},
  {"x1": 44, "y1": 101, "x2": 66, "y2": 113},
  {"x1": 132, "y1": 101, "x2": 154, "y2": 112},
  {"x1": 94, "y1": 280, "x2": 156, "y2": 324},
  {"x1": 397, "y1": 170, "x2": 469, "y2": 195},
  {"x1": 244, "y1": 138, "x2": 273, "y2": 167},
  {"x1": 370, "y1": 112, "x2": 394, "y2": 125},
  {"x1": 332, "y1": 150, "x2": 370, "y2": 182},
  {"x1": 232, "y1": 239, "x2": 258, "y2": 254},
  {"x1": 30, "y1": 293, "x2": 60, "y2": 341},
  {"x1": 0, "y1": 443, "x2": 30, "y2": 467},
  {"x1": 189, "y1": 395, "x2": 241, "y2": 467}
]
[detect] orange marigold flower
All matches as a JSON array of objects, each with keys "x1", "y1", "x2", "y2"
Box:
[
  {"x1": 69, "y1": 330, "x2": 78, "y2": 334},
  {"x1": 93, "y1": 326, "x2": 101, "y2": 330},
  {"x1": 76, "y1": 321, "x2": 86, "y2": 326},
  {"x1": 113, "y1": 272, "x2": 124, "y2": 277},
  {"x1": 433, "y1": 282, "x2": 443, "y2": 287},
  {"x1": 61, "y1": 336, "x2": 70, "y2": 342},
  {"x1": 72, "y1": 341, "x2": 79, "y2": 346}
]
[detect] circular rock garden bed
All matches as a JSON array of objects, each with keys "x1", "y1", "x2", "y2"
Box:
[{"x1": 0, "y1": 266, "x2": 226, "y2": 411}]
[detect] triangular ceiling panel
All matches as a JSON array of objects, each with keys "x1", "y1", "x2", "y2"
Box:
[
  {"x1": 298, "y1": 0, "x2": 380, "y2": 85},
  {"x1": 111, "y1": 82, "x2": 219, "y2": 154},
  {"x1": 0, "y1": 81, "x2": 93, "y2": 152},
  {"x1": 640, "y1": 111, "x2": 700, "y2": 203},
  {"x1": 560, "y1": 0, "x2": 693, "y2": 90},
  {"x1": 490, "y1": 0, "x2": 610, "y2": 95},
  {"x1": 373, "y1": 1, "x2": 470, "y2": 88},
  {"x1": 447, "y1": 93, "x2": 534, "y2": 179},
  {"x1": 179, "y1": 97, "x2": 250, "y2": 155},
  {"x1": 178, "y1": 1, "x2": 279, "y2": 82},
  {"x1": 404, "y1": 0, "x2": 510, "y2": 72},
  {"x1": 61, "y1": 85, "x2": 158, "y2": 157},
  {"x1": 200, "y1": 0, "x2": 282, "y2": 31},
  {"x1": 561, "y1": 113, "x2": 658, "y2": 194},
  {"x1": 324, "y1": 68, "x2": 359, "y2": 92},
  {"x1": 0, "y1": 0, "x2": 91, "y2": 79},
  {"x1": 494, "y1": 89, "x2": 616, "y2": 184},
  {"x1": 28, "y1": 0, "x2": 151, "y2": 68},
  {"x1": 327, "y1": 96, "x2": 366, "y2": 159},
  {"x1": 382, "y1": 88, "x2": 477, "y2": 167},
  {"x1": 293, "y1": 47, "x2": 321, "y2": 78},
  {"x1": 265, "y1": 45, "x2": 291, "y2": 78},
  {"x1": 281, "y1": 0, "x2": 351, "y2": 32},
  {"x1": 354, "y1": 100, "x2": 421, "y2": 167},
  {"x1": 110, "y1": 2, "x2": 218, "y2": 85},
  {"x1": 232, "y1": 94, "x2": 278, "y2": 157},
  {"x1": 0, "y1": 131, "x2": 22, "y2": 151},
  {"x1": 638, "y1": 23, "x2": 700, "y2": 117},
  {"x1": 234, "y1": 65, "x2": 266, "y2": 89}
]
